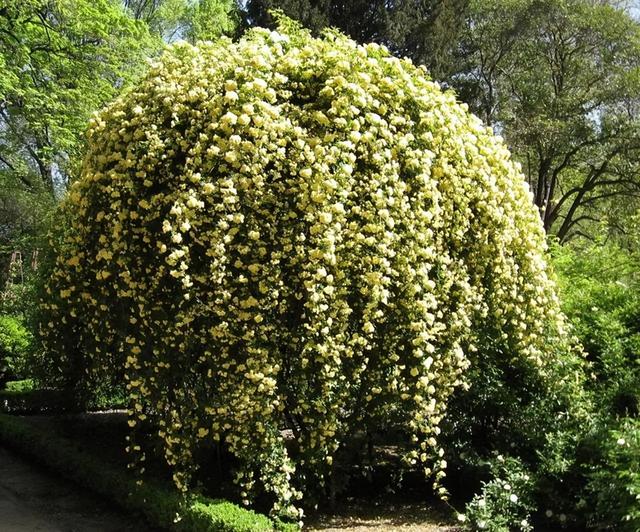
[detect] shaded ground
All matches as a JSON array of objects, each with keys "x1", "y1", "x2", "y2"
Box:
[
  {"x1": 0, "y1": 444, "x2": 150, "y2": 532},
  {"x1": 305, "y1": 498, "x2": 460, "y2": 531},
  {"x1": 10, "y1": 413, "x2": 460, "y2": 531}
]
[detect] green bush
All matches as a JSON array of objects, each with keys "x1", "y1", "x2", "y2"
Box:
[
  {"x1": 0, "y1": 315, "x2": 32, "y2": 386},
  {"x1": 553, "y1": 243, "x2": 640, "y2": 414},
  {"x1": 463, "y1": 456, "x2": 535, "y2": 532},
  {"x1": 449, "y1": 242, "x2": 640, "y2": 530},
  {"x1": 549, "y1": 243, "x2": 640, "y2": 530},
  {"x1": 584, "y1": 419, "x2": 640, "y2": 530},
  {"x1": 445, "y1": 336, "x2": 589, "y2": 529},
  {"x1": 4, "y1": 379, "x2": 35, "y2": 392},
  {"x1": 0, "y1": 387, "x2": 74, "y2": 414},
  {"x1": 40, "y1": 17, "x2": 570, "y2": 519}
]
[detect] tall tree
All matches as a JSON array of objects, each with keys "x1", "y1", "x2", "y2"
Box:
[
  {"x1": 187, "y1": 0, "x2": 239, "y2": 41},
  {"x1": 0, "y1": 0, "x2": 160, "y2": 272},
  {"x1": 386, "y1": 0, "x2": 469, "y2": 80},
  {"x1": 244, "y1": 1, "x2": 388, "y2": 42},
  {"x1": 452, "y1": 0, "x2": 640, "y2": 241},
  {"x1": 123, "y1": 0, "x2": 239, "y2": 42},
  {"x1": 0, "y1": 0, "x2": 159, "y2": 195}
]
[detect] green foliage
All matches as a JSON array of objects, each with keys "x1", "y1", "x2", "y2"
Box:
[
  {"x1": 443, "y1": 325, "x2": 590, "y2": 527},
  {"x1": 40, "y1": 20, "x2": 568, "y2": 520},
  {"x1": 549, "y1": 242, "x2": 640, "y2": 529},
  {"x1": 0, "y1": 0, "x2": 161, "y2": 309},
  {"x1": 0, "y1": 0, "x2": 160, "y2": 193},
  {"x1": 187, "y1": 0, "x2": 239, "y2": 42},
  {"x1": 0, "y1": 315, "x2": 32, "y2": 385},
  {"x1": 553, "y1": 242, "x2": 640, "y2": 415},
  {"x1": 584, "y1": 419, "x2": 640, "y2": 531},
  {"x1": 0, "y1": 413, "x2": 292, "y2": 531},
  {"x1": 452, "y1": 242, "x2": 640, "y2": 530},
  {"x1": 463, "y1": 456, "x2": 535, "y2": 531},
  {"x1": 124, "y1": 0, "x2": 240, "y2": 43},
  {"x1": 0, "y1": 176, "x2": 54, "y2": 275},
  {"x1": 0, "y1": 388, "x2": 74, "y2": 414},
  {"x1": 4, "y1": 379, "x2": 34, "y2": 393},
  {"x1": 454, "y1": 0, "x2": 640, "y2": 241}
]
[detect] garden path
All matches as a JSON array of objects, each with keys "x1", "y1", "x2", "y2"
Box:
[{"x1": 0, "y1": 445, "x2": 149, "y2": 532}]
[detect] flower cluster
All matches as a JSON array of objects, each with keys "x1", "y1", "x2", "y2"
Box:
[{"x1": 41, "y1": 21, "x2": 565, "y2": 519}]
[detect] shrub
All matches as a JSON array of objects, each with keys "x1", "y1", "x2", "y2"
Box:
[
  {"x1": 462, "y1": 456, "x2": 535, "y2": 532},
  {"x1": 584, "y1": 419, "x2": 640, "y2": 530},
  {"x1": 442, "y1": 334, "x2": 589, "y2": 528},
  {"x1": 4, "y1": 379, "x2": 34, "y2": 392},
  {"x1": 553, "y1": 243, "x2": 640, "y2": 415},
  {"x1": 40, "y1": 17, "x2": 569, "y2": 519},
  {"x1": 0, "y1": 315, "x2": 32, "y2": 386},
  {"x1": 548, "y1": 243, "x2": 640, "y2": 530}
]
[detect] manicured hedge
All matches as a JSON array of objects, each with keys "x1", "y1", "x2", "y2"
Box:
[
  {"x1": 0, "y1": 414, "x2": 296, "y2": 531},
  {"x1": 0, "y1": 388, "x2": 74, "y2": 414}
]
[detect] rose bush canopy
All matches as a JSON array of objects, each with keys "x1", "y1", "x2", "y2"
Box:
[{"x1": 40, "y1": 18, "x2": 567, "y2": 520}]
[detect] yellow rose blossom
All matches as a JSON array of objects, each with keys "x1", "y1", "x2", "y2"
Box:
[{"x1": 41, "y1": 20, "x2": 570, "y2": 523}]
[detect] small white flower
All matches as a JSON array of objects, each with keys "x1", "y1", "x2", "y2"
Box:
[
  {"x1": 457, "y1": 513, "x2": 466, "y2": 522},
  {"x1": 545, "y1": 509, "x2": 553, "y2": 517},
  {"x1": 510, "y1": 493, "x2": 518, "y2": 503},
  {"x1": 617, "y1": 437, "x2": 626, "y2": 446}
]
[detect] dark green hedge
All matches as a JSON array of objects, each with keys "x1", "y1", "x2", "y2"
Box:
[
  {"x1": 0, "y1": 414, "x2": 297, "y2": 531},
  {"x1": 0, "y1": 388, "x2": 74, "y2": 414}
]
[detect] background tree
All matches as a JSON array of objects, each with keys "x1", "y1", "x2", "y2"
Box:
[
  {"x1": 452, "y1": 0, "x2": 640, "y2": 242},
  {"x1": 0, "y1": 0, "x2": 159, "y2": 275},
  {"x1": 386, "y1": 0, "x2": 469, "y2": 80},
  {"x1": 0, "y1": 0, "x2": 239, "y2": 275},
  {"x1": 0, "y1": 0, "x2": 158, "y2": 195},
  {"x1": 123, "y1": 0, "x2": 239, "y2": 42}
]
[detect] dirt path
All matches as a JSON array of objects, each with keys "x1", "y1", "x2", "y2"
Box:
[
  {"x1": 0, "y1": 445, "x2": 150, "y2": 532},
  {"x1": 305, "y1": 499, "x2": 460, "y2": 531}
]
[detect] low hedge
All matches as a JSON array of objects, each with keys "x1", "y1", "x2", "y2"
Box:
[
  {"x1": 0, "y1": 388, "x2": 75, "y2": 414},
  {"x1": 0, "y1": 413, "x2": 297, "y2": 531}
]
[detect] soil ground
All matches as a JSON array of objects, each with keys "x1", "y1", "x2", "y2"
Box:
[{"x1": 305, "y1": 498, "x2": 460, "y2": 530}]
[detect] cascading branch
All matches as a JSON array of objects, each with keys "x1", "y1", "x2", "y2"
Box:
[{"x1": 41, "y1": 19, "x2": 566, "y2": 521}]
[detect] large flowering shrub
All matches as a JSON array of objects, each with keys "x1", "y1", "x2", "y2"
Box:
[{"x1": 41, "y1": 19, "x2": 567, "y2": 519}]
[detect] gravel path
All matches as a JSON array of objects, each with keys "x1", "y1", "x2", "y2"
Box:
[{"x1": 0, "y1": 445, "x2": 151, "y2": 532}]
